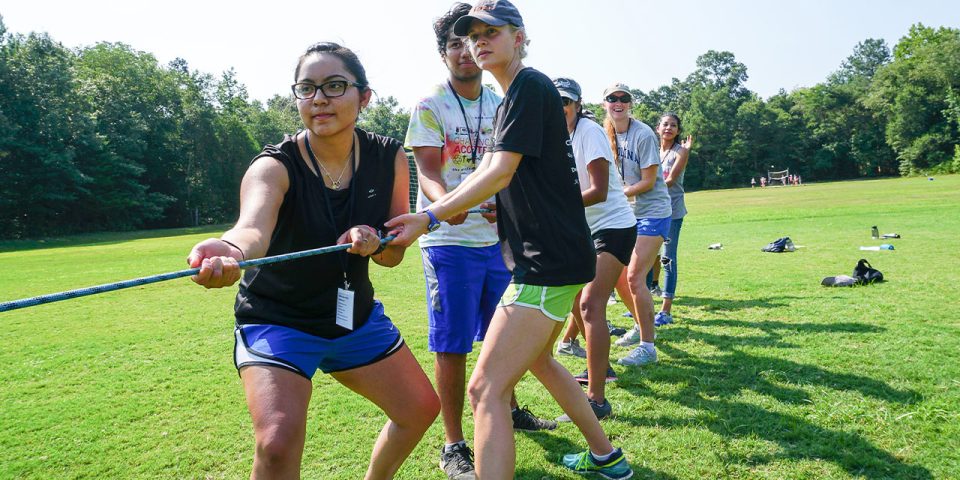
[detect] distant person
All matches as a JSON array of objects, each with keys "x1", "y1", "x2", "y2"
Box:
[
  {"x1": 760, "y1": 176, "x2": 767, "y2": 187},
  {"x1": 405, "y1": 4, "x2": 555, "y2": 478},
  {"x1": 186, "y1": 42, "x2": 440, "y2": 479},
  {"x1": 751, "y1": 177, "x2": 756, "y2": 188},
  {"x1": 553, "y1": 76, "x2": 637, "y2": 420},
  {"x1": 386, "y1": 1, "x2": 634, "y2": 478},
  {"x1": 649, "y1": 112, "x2": 692, "y2": 327},
  {"x1": 604, "y1": 82, "x2": 672, "y2": 368}
]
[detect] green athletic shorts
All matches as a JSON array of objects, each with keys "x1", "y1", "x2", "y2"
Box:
[{"x1": 498, "y1": 283, "x2": 585, "y2": 322}]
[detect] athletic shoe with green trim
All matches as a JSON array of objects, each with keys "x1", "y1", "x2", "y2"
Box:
[{"x1": 561, "y1": 447, "x2": 633, "y2": 479}]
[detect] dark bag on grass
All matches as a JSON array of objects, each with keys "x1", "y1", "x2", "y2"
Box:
[
  {"x1": 852, "y1": 259, "x2": 884, "y2": 285},
  {"x1": 761, "y1": 237, "x2": 795, "y2": 253}
]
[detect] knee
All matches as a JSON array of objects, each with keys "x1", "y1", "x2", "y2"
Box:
[
  {"x1": 467, "y1": 374, "x2": 509, "y2": 413},
  {"x1": 253, "y1": 424, "x2": 303, "y2": 469},
  {"x1": 578, "y1": 296, "x2": 606, "y2": 324},
  {"x1": 405, "y1": 388, "x2": 441, "y2": 430}
]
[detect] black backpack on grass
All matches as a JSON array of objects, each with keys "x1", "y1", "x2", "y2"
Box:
[{"x1": 853, "y1": 259, "x2": 884, "y2": 285}]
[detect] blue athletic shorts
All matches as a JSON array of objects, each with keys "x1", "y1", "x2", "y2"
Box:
[
  {"x1": 636, "y1": 217, "x2": 672, "y2": 241},
  {"x1": 233, "y1": 301, "x2": 404, "y2": 379},
  {"x1": 421, "y1": 244, "x2": 511, "y2": 354}
]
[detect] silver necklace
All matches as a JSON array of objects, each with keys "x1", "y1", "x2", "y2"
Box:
[{"x1": 308, "y1": 135, "x2": 353, "y2": 190}]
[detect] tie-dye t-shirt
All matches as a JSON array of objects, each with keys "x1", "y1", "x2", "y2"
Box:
[{"x1": 405, "y1": 83, "x2": 502, "y2": 247}]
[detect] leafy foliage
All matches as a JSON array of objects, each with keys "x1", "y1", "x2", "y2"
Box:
[{"x1": 1, "y1": 19, "x2": 958, "y2": 239}]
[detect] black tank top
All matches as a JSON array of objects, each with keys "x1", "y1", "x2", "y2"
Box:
[{"x1": 234, "y1": 128, "x2": 401, "y2": 338}]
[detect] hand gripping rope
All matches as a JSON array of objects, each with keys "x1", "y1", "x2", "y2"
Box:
[{"x1": 0, "y1": 235, "x2": 396, "y2": 313}]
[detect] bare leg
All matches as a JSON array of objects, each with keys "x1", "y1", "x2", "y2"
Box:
[
  {"x1": 661, "y1": 296, "x2": 674, "y2": 315},
  {"x1": 435, "y1": 352, "x2": 467, "y2": 444},
  {"x1": 626, "y1": 236, "x2": 664, "y2": 343},
  {"x1": 615, "y1": 270, "x2": 639, "y2": 326},
  {"x1": 528, "y1": 322, "x2": 614, "y2": 453},
  {"x1": 561, "y1": 308, "x2": 581, "y2": 344},
  {"x1": 333, "y1": 345, "x2": 440, "y2": 480},
  {"x1": 580, "y1": 252, "x2": 624, "y2": 402},
  {"x1": 241, "y1": 366, "x2": 313, "y2": 480}
]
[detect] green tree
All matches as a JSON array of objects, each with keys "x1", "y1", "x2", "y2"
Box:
[
  {"x1": 867, "y1": 24, "x2": 960, "y2": 174},
  {"x1": 358, "y1": 96, "x2": 410, "y2": 142}
]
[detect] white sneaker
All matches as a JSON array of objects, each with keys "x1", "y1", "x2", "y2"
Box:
[
  {"x1": 617, "y1": 346, "x2": 657, "y2": 366},
  {"x1": 556, "y1": 339, "x2": 587, "y2": 358},
  {"x1": 614, "y1": 326, "x2": 641, "y2": 347}
]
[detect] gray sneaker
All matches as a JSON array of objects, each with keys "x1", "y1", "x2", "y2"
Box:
[
  {"x1": 439, "y1": 444, "x2": 476, "y2": 480},
  {"x1": 512, "y1": 406, "x2": 558, "y2": 431},
  {"x1": 614, "y1": 325, "x2": 641, "y2": 347},
  {"x1": 556, "y1": 399, "x2": 613, "y2": 422},
  {"x1": 556, "y1": 338, "x2": 587, "y2": 358},
  {"x1": 618, "y1": 346, "x2": 658, "y2": 366}
]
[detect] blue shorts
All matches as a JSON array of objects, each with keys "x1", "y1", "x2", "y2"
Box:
[
  {"x1": 233, "y1": 301, "x2": 404, "y2": 379},
  {"x1": 636, "y1": 217, "x2": 672, "y2": 241},
  {"x1": 422, "y1": 244, "x2": 511, "y2": 354}
]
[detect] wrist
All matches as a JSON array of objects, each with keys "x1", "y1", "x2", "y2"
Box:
[{"x1": 220, "y1": 238, "x2": 245, "y2": 261}]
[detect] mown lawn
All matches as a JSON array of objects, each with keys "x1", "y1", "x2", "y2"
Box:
[{"x1": 1, "y1": 175, "x2": 958, "y2": 479}]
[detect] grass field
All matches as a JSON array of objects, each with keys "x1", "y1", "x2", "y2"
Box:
[{"x1": 2, "y1": 176, "x2": 959, "y2": 479}]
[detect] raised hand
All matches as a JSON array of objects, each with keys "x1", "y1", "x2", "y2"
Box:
[{"x1": 681, "y1": 135, "x2": 694, "y2": 150}]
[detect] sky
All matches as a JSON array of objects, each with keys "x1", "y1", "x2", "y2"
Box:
[{"x1": 2, "y1": 0, "x2": 959, "y2": 108}]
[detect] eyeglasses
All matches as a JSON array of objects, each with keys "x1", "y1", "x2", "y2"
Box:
[
  {"x1": 605, "y1": 94, "x2": 632, "y2": 104},
  {"x1": 561, "y1": 97, "x2": 575, "y2": 106},
  {"x1": 291, "y1": 80, "x2": 365, "y2": 100}
]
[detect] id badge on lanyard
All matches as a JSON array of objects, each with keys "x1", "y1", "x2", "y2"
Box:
[{"x1": 336, "y1": 279, "x2": 355, "y2": 331}]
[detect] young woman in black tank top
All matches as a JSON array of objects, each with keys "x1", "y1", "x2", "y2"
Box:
[{"x1": 186, "y1": 43, "x2": 439, "y2": 479}]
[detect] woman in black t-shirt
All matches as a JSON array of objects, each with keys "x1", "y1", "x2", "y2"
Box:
[
  {"x1": 187, "y1": 43, "x2": 439, "y2": 479},
  {"x1": 386, "y1": 2, "x2": 632, "y2": 478}
]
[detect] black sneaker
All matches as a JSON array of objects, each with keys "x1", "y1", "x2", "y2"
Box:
[
  {"x1": 608, "y1": 321, "x2": 627, "y2": 337},
  {"x1": 512, "y1": 406, "x2": 558, "y2": 431},
  {"x1": 556, "y1": 398, "x2": 613, "y2": 422},
  {"x1": 439, "y1": 444, "x2": 476, "y2": 480},
  {"x1": 574, "y1": 366, "x2": 618, "y2": 385}
]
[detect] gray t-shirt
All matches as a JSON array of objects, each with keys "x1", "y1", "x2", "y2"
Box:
[
  {"x1": 616, "y1": 119, "x2": 672, "y2": 219},
  {"x1": 661, "y1": 142, "x2": 687, "y2": 219}
]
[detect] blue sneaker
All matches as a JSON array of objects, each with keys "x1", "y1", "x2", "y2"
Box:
[
  {"x1": 653, "y1": 311, "x2": 673, "y2": 326},
  {"x1": 561, "y1": 447, "x2": 633, "y2": 479}
]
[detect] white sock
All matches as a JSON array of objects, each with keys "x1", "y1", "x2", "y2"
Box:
[
  {"x1": 591, "y1": 448, "x2": 616, "y2": 461},
  {"x1": 640, "y1": 341, "x2": 655, "y2": 352}
]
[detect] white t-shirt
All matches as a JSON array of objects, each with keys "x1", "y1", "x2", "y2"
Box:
[
  {"x1": 570, "y1": 117, "x2": 636, "y2": 233},
  {"x1": 405, "y1": 83, "x2": 501, "y2": 247}
]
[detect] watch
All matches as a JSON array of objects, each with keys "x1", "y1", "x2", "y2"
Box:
[{"x1": 423, "y1": 209, "x2": 441, "y2": 232}]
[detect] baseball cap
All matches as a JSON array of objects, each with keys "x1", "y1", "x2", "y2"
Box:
[
  {"x1": 603, "y1": 83, "x2": 632, "y2": 98},
  {"x1": 552, "y1": 77, "x2": 582, "y2": 102},
  {"x1": 453, "y1": 0, "x2": 524, "y2": 36}
]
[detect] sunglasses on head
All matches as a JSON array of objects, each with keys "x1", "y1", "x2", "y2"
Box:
[{"x1": 605, "y1": 94, "x2": 632, "y2": 104}]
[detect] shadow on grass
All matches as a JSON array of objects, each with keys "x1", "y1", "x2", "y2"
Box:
[
  {"x1": 614, "y1": 321, "x2": 928, "y2": 479},
  {"x1": 681, "y1": 296, "x2": 805, "y2": 313},
  {"x1": 515, "y1": 429, "x2": 677, "y2": 480}
]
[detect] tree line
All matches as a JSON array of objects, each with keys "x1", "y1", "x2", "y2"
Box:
[{"x1": 1, "y1": 18, "x2": 957, "y2": 239}]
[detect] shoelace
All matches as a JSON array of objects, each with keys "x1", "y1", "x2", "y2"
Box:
[{"x1": 451, "y1": 446, "x2": 474, "y2": 471}]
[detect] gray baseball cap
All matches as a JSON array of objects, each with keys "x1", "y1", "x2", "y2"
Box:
[
  {"x1": 603, "y1": 83, "x2": 632, "y2": 98},
  {"x1": 453, "y1": 0, "x2": 524, "y2": 36},
  {"x1": 552, "y1": 77, "x2": 582, "y2": 102}
]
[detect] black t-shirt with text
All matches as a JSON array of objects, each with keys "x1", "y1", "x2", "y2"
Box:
[{"x1": 492, "y1": 68, "x2": 595, "y2": 286}]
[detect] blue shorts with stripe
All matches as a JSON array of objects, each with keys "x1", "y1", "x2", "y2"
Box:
[
  {"x1": 421, "y1": 244, "x2": 511, "y2": 354},
  {"x1": 233, "y1": 301, "x2": 404, "y2": 379}
]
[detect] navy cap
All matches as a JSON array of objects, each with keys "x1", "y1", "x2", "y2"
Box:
[
  {"x1": 453, "y1": 0, "x2": 524, "y2": 36},
  {"x1": 553, "y1": 77, "x2": 582, "y2": 102}
]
